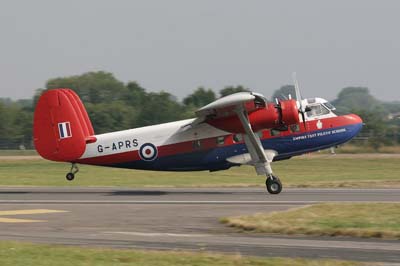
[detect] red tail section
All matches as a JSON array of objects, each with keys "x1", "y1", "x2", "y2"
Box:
[{"x1": 33, "y1": 89, "x2": 95, "y2": 162}]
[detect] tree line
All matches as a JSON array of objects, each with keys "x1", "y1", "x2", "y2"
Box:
[{"x1": 1, "y1": 71, "x2": 399, "y2": 149}]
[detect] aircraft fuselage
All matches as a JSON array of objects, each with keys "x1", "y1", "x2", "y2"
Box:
[{"x1": 76, "y1": 112, "x2": 362, "y2": 172}]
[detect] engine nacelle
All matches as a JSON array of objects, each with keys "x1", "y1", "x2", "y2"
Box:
[
  {"x1": 207, "y1": 99, "x2": 300, "y2": 133},
  {"x1": 279, "y1": 99, "x2": 300, "y2": 126}
]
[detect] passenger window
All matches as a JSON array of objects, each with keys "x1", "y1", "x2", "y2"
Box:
[
  {"x1": 306, "y1": 104, "x2": 330, "y2": 117},
  {"x1": 193, "y1": 140, "x2": 201, "y2": 149},
  {"x1": 257, "y1": 131, "x2": 264, "y2": 138},
  {"x1": 233, "y1": 134, "x2": 243, "y2": 143},
  {"x1": 216, "y1": 136, "x2": 225, "y2": 146},
  {"x1": 270, "y1": 129, "x2": 281, "y2": 137},
  {"x1": 290, "y1": 124, "x2": 300, "y2": 133}
]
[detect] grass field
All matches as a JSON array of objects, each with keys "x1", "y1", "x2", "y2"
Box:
[
  {"x1": 0, "y1": 150, "x2": 38, "y2": 156},
  {"x1": 332, "y1": 144, "x2": 400, "y2": 154},
  {"x1": 0, "y1": 241, "x2": 365, "y2": 266},
  {"x1": 0, "y1": 155, "x2": 399, "y2": 187},
  {"x1": 221, "y1": 203, "x2": 400, "y2": 239}
]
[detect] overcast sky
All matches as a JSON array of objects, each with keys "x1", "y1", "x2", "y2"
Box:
[{"x1": 1, "y1": 0, "x2": 399, "y2": 102}]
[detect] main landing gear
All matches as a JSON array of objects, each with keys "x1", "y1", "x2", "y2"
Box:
[
  {"x1": 233, "y1": 106, "x2": 283, "y2": 195},
  {"x1": 66, "y1": 163, "x2": 79, "y2": 181},
  {"x1": 265, "y1": 175, "x2": 282, "y2": 194}
]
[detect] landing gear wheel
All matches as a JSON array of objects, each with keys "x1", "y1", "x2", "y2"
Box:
[
  {"x1": 266, "y1": 175, "x2": 282, "y2": 194},
  {"x1": 66, "y1": 163, "x2": 79, "y2": 181},
  {"x1": 66, "y1": 173, "x2": 75, "y2": 181}
]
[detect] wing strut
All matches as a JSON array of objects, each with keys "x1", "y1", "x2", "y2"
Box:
[{"x1": 235, "y1": 106, "x2": 274, "y2": 176}]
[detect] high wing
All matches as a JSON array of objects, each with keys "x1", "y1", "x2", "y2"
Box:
[
  {"x1": 194, "y1": 92, "x2": 276, "y2": 175},
  {"x1": 190, "y1": 91, "x2": 300, "y2": 180},
  {"x1": 195, "y1": 92, "x2": 268, "y2": 118}
]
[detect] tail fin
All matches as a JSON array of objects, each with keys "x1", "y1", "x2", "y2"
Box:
[{"x1": 33, "y1": 89, "x2": 95, "y2": 162}]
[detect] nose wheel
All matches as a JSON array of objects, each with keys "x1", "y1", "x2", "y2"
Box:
[
  {"x1": 66, "y1": 163, "x2": 79, "y2": 181},
  {"x1": 266, "y1": 175, "x2": 282, "y2": 194}
]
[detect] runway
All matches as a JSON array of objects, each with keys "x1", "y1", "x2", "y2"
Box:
[{"x1": 0, "y1": 187, "x2": 399, "y2": 263}]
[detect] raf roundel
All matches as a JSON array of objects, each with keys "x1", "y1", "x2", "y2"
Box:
[{"x1": 139, "y1": 143, "x2": 158, "y2": 161}]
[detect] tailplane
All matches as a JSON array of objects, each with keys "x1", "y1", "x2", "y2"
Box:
[{"x1": 33, "y1": 89, "x2": 95, "y2": 162}]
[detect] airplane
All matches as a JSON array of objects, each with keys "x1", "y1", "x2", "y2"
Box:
[{"x1": 33, "y1": 79, "x2": 363, "y2": 194}]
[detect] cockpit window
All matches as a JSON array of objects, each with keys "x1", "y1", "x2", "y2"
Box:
[
  {"x1": 323, "y1": 102, "x2": 336, "y2": 110},
  {"x1": 306, "y1": 104, "x2": 330, "y2": 117}
]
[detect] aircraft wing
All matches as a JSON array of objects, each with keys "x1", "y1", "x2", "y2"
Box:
[
  {"x1": 195, "y1": 92, "x2": 267, "y2": 119},
  {"x1": 192, "y1": 92, "x2": 275, "y2": 174},
  {"x1": 180, "y1": 91, "x2": 267, "y2": 131}
]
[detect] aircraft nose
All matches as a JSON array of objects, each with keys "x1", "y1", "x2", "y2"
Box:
[
  {"x1": 347, "y1": 113, "x2": 363, "y2": 124},
  {"x1": 346, "y1": 114, "x2": 363, "y2": 137}
]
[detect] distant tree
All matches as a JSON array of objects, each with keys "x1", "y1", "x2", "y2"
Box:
[
  {"x1": 14, "y1": 108, "x2": 32, "y2": 147},
  {"x1": 351, "y1": 108, "x2": 389, "y2": 149},
  {"x1": 86, "y1": 102, "x2": 138, "y2": 133},
  {"x1": 219, "y1": 86, "x2": 250, "y2": 97},
  {"x1": 32, "y1": 88, "x2": 45, "y2": 109},
  {"x1": 0, "y1": 102, "x2": 32, "y2": 149},
  {"x1": 0, "y1": 98, "x2": 13, "y2": 105},
  {"x1": 331, "y1": 87, "x2": 394, "y2": 149},
  {"x1": 124, "y1": 81, "x2": 147, "y2": 108},
  {"x1": 183, "y1": 87, "x2": 216, "y2": 107},
  {"x1": 271, "y1": 85, "x2": 296, "y2": 101},
  {"x1": 332, "y1": 87, "x2": 384, "y2": 114},
  {"x1": 137, "y1": 91, "x2": 186, "y2": 126},
  {"x1": 383, "y1": 101, "x2": 400, "y2": 114},
  {"x1": 15, "y1": 99, "x2": 33, "y2": 112},
  {"x1": 46, "y1": 71, "x2": 126, "y2": 104},
  {"x1": 0, "y1": 103, "x2": 9, "y2": 140}
]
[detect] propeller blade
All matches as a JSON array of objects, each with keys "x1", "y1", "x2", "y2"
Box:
[
  {"x1": 292, "y1": 72, "x2": 302, "y2": 110},
  {"x1": 292, "y1": 72, "x2": 307, "y2": 129}
]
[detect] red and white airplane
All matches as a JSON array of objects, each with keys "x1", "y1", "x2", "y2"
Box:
[{"x1": 33, "y1": 81, "x2": 362, "y2": 194}]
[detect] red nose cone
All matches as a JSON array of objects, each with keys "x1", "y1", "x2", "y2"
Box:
[{"x1": 347, "y1": 114, "x2": 363, "y2": 124}]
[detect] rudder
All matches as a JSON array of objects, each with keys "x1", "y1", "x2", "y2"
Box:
[{"x1": 33, "y1": 89, "x2": 95, "y2": 162}]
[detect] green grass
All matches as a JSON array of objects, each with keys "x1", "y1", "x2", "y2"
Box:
[
  {"x1": 0, "y1": 241, "x2": 365, "y2": 266},
  {"x1": 333, "y1": 145, "x2": 400, "y2": 154},
  {"x1": 0, "y1": 150, "x2": 38, "y2": 156},
  {"x1": 221, "y1": 203, "x2": 400, "y2": 239},
  {"x1": 0, "y1": 155, "x2": 399, "y2": 187}
]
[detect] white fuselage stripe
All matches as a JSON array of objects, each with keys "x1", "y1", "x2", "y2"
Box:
[{"x1": 80, "y1": 118, "x2": 229, "y2": 159}]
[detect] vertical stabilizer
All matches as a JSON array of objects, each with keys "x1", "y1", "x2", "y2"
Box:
[{"x1": 33, "y1": 89, "x2": 95, "y2": 162}]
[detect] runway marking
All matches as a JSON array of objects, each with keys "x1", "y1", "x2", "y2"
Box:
[
  {"x1": 0, "y1": 218, "x2": 43, "y2": 223},
  {"x1": 0, "y1": 209, "x2": 68, "y2": 216},
  {"x1": 106, "y1": 231, "x2": 209, "y2": 238},
  {"x1": 0, "y1": 209, "x2": 68, "y2": 223}
]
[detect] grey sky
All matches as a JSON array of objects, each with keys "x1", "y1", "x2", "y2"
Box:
[{"x1": 1, "y1": 0, "x2": 399, "y2": 102}]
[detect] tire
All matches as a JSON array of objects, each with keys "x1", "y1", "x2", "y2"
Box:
[
  {"x1": 266, "y1": 176, "x2": 282, "y2": 194},
  {"x1": 66, "y1": 173, "x2": 75, "y2": 181}
]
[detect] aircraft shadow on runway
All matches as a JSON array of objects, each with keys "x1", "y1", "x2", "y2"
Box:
[
  {"x1": 108, "y1": 190, "x2": 235, "y2": 196},
  {"x1": 0, "y1": 190, "x2": 241, "y2": 196}
]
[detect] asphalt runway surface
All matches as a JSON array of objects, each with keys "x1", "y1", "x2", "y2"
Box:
[{"x1": 0, "y1": 187, "x2": 399, "y2": 263}]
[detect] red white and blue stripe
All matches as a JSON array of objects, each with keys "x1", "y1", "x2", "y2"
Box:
[{"x1": 58, "y1": 122, "x2": 72, "y2": 139}]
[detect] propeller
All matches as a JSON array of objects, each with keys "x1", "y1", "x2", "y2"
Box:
[{"x1": 292, "y1": 72, "x2": 307, "y2": 128}]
